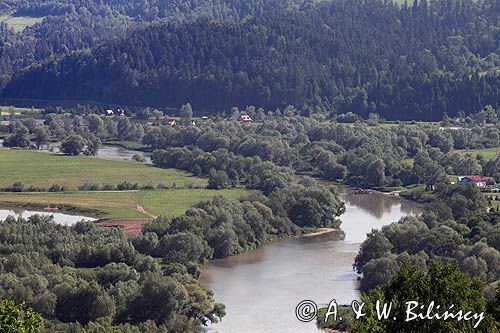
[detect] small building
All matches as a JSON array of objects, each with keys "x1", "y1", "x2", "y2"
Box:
[
  {"x1": 105, "y1": 109, "x2": 114, "y2": 116},
  {"x1": 117, "y1": 108, "x2": 126, "y2": 116},
  {"x1": 0, "y1": 120, "x2": 10, "y2": 132},
  {"x1": 239, "y1": 115, "x2": 253, "y2": 123},
  {"x1": 165, "y1": 119, "x2": 177, "y2": 127},
  {"x1": 457, "y1": 176, "x2": 488, "y2": 188}
]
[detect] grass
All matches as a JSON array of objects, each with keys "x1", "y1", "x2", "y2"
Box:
[
  {"x1": 0, "y1": 188, "x2": 248, "y2": 219},
  {"x1": 0, "y1": 149, "x2": 207, "y2": 190},
  {"x1": 457, "y1": 147, "x2": 500, "y2": 160},
  {"x1": 0, "y1": 105, "x2": 42, "y2": 115},
  {"x1": 486, "y1": 193, "x2": 500, "y2": 211},
  {"x1": 0, "y1": 15, "x2": 44, "y2": 33},
  {"x1": 139, "y1": 189, "x2": 246, "y2": 217}
]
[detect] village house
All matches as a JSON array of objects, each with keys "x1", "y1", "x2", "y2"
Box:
[
  {"x1": 0, "y1": 120, "x2": 10, "y2": 132},
  {"x1": 457, "y1": 176, "x2": 488, "y2": 188},
  {"x1": 165, "y1": 119, "x2": 177, "y2": 127},
  {"x1": 105, "y1": 109, "x2": 114, "y2": 116},
  {"x1": 239, "y1": 115, "x2": 253, "y2": 123}
]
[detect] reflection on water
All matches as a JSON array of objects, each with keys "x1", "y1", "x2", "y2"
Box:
[
  {"x1": 96, "y1": 146, "x2": 151, "y2": 163},
  {"x1": 343, "y1": 191, "x2": 421, "y2": 220},
  {"x1": 201, "y1": 189, "x2": 421, "y2": 333},
  {"x1": 0, "y1": 208, "x2": 96, "y2": 226},
  {"x1": 0, "y1": 139, "x2": 150, "y2": 163}
]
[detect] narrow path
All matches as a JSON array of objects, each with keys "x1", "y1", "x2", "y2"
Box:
[
  {"x1": 97, "y1": 205, "x2": 157, "y2": 236},
  {"x1": 136, "y1": 205, "x2": 158, "y2": 219}
]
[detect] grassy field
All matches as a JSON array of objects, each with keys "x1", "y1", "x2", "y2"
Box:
[
  {"x1": 486, "y1": 193, "x2": 500, "y2": 211},
  {"x1": 457, "y1": 147, "x2": 500, "y2": 160},
  {"x1": 0, "y1": 105, "x2": 43, "y2": 116},
  {"x1": 0, "y1": 149, "x2": 206, "y2": 190},
  {"x1": 0, "y1": 15, "x2": 43, "y2": 33},
  {"x1": 0, "y1": 188, "x2": 247, "y2": 219}
]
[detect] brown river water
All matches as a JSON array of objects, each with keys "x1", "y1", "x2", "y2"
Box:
[
  {"x1": 0, "y1": 140, "x2": 421, "y2": 331},
  {"x1": 200, "y1": 187, "x2": 422, "y2": 333}
]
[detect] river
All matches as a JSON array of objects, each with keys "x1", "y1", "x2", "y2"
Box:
[
  {"x1": 0, "y1": 139, "x2": 151, "y2": 163},
  {"x1": 200, "y1": 187, "x2": 421, "y2": 333},
  {"x1": 0, "y1": 208, "x2": 96, "y2": 225}
]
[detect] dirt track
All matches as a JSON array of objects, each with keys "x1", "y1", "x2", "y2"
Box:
[
  {"x1": 97, "y1": 205, "x2": 158, "y2": 235},
  {"x1": 97, "y1": 218, "x2": 152, "y2": 235}
]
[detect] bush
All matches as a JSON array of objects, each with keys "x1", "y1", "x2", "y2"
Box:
[
  {"x1": 6, "y1": 182, "x2": 25, "y2": 192},
  {"x1": 156, "y1": 183, "x2": 167, "y2": 189},
  {"x1": 48, "y1": 184, "x2": 65, "y2": 192},
  {"x1": 79, "y1": 182, "x2": 101, "y2": 191},
  {"x1": 101, "y1": 184, "x2": 116, "y2": 191},
  {"x1": 132, "y1": 154, "x2": 146, "y2": 163},
  {"x1": 117, "y1": 181, "x2": 139, "y2": 191}
]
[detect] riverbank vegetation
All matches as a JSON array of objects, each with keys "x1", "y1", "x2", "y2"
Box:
[
  {"x1": 317, "y1": 184, "x2": 500, "y2": 332},
  {"x1": 0, "y1": 171, "x2": 344, "y2": 332},
  {"x1": 0, "y1": 215, "x2": 225, "y2": 332}
]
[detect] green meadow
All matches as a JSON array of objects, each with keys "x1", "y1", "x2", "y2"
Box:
[
  {"x1": 0, "y1": 188, "x2": 247, "y2": 219},
  {"x1": 0, "y1": 105, "x2": 43, "y2": 115},
  {"x1": 0, "y1": 149, "x2": 247, "y2": 220},
  {"x1": 0, "y1": 15, "x2": 43, "y2": 33},
  {"x1": 0, "y1": 149, "x2": 207, "y2": 190},
  {"x1": 457, "y1": 147, "x2": 500, "y2": 160}
]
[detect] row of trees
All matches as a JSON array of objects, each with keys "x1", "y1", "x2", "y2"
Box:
[{"x1": 1, "y1": 113, "x2": 149, "y2": 155}]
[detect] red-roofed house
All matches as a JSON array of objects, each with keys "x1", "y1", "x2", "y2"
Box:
[
  {"x1": 165, "y1": 119, "x2": 177, "y2": 127},
  {"x1": 457, "y1": 176, "x2": 488, "y2": 188}
]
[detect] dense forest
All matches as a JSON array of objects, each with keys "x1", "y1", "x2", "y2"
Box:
[
  {"x1": 1, "y1": 0, "x2": 499, "y2": 120},
  {"x1": 0, "y1": 0, "x2": 319, "y2": 78}
]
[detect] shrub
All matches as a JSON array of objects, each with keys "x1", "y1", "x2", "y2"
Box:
[
  {"x1": 79, "y1": 182, "x2": 101, "y2": 191},
  {"x1": 48, "y1": 184, "x2": 65, "y2": 192},
  {"x1": 117, "y1": 181, "x2": 139, "y2": 191},
  {"x1": 132, "y1": 154, "x2": 146, "y2": 163},
  {"x1": 6, "y1": 182, "x2": 25, "y2": 192},
  {"x1": 156, "y1": 183, "x2": 167, "y2": 189}
]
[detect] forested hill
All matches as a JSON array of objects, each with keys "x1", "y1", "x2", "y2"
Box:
[
  {"x1": 1, "y1": 0, "x2": 313, "y2": 19},
  {"x1": 2, "y1": 0, "x2": 500, "y2": 120},
  {"x1": 0, "y1": 0, "x2": 314, "y2": 78}
]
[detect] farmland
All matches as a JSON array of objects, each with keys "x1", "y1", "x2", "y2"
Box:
[
  {"x1": 457, "y1": 147, "x2": 500, "y2": 160},
  {"x1": 0, "y1": 149, "x2": 207, "y2": 190},
  {"x1": 0, "y1": 148, "x2": 247, "y2": 221},
  {"x1": 0, "y1": 188, "x2": 247, "y2": 219},
  {"x1": 0, "y1": 15, "x2": 43, "y2": 33},
  {"x1": 0, "y1": 105, "x2": 42, "y2": 116}
]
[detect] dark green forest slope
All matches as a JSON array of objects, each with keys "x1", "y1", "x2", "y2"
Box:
[
  {"x1": 1, "y1": 0, "x2": 499, "y2": 120},
  {"x1": 0, "y1": 0, "x2": 317, "y2": 76}
]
